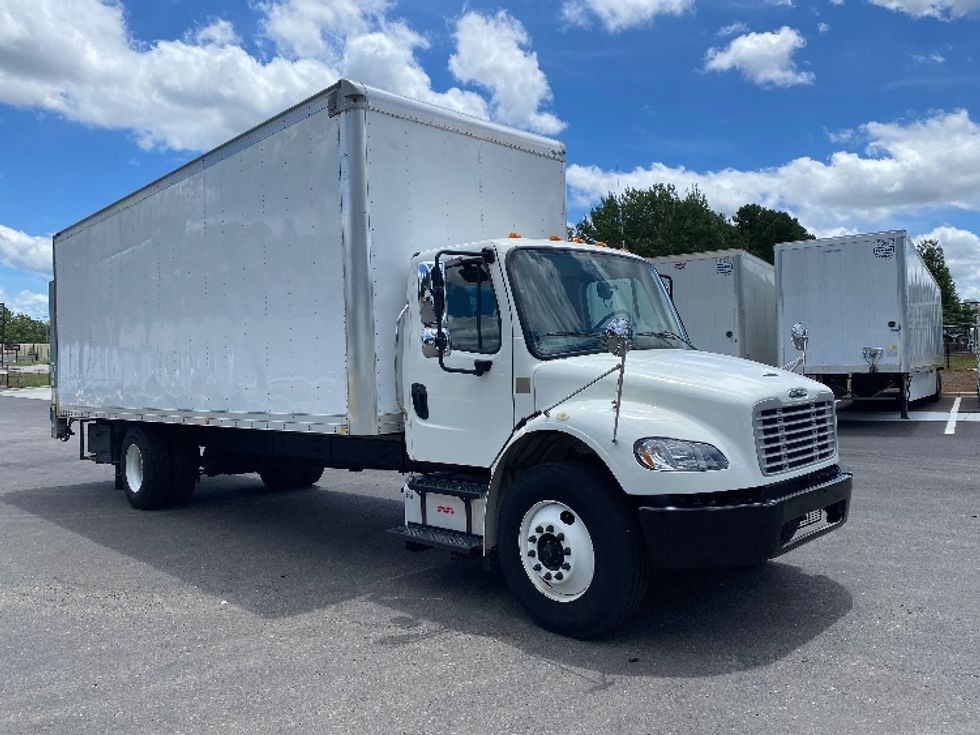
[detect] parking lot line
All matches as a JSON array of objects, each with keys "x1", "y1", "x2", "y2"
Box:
[{"x1": 944, "y1": 396, "x2": 962, "y2": 435}]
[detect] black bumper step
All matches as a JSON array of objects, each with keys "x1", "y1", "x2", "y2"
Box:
[
  {"x1": 406, "y1": 473, "x2": 488, "y2": 500},
  {"x1": 388, "y1": 523, "x2": 483, "y2": 553}
]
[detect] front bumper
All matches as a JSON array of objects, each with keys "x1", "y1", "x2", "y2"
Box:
[{"x1": 637, "y1": 465, "x2": 852, "y2": 569}]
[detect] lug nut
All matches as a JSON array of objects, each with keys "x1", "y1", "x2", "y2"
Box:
[
  {"x1": 528, "y1": 535, "x2": 537, "y2": 543},
  {"x1": 527, "y1": 550, "x2": 536, "y2": 558},
  {"x1": 555, "y1": 572, "x2": 564, "y2": 581},
  {"x1": 556, "y1": 532, "x2": 565, "y2": 541},
  {"x1": 535, "y1": 525, "x2": 544, "y2": 534},
  {"x1": 563, "y1": 547, "x2": 571, "y2": 555},
  {"x1": 561, "y1": 563, "x2": 571, "y2": 570},
  {"x1": 533, "y1": 564, "x2": 541, "y2": 571},
  {"x1": 543, "y1": 572, "x2": 552, "y2": 580},
  {"x1": 546, "y1": 525, "x2": 554, "y2": 533}
]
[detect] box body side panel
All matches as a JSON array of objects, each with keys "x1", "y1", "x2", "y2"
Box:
[
  {"x1": 364, "y1": 109, "x2": 566, "y2": 416},
  {"x1": 739, "y1": 255, "x2": 777, "y2": 366},
  {"x1": 902, "y1": 235, "x2": 944, "y2": 371},
  {"x1": 55, "y1": 110, "x2": 347, "y2": 421}
]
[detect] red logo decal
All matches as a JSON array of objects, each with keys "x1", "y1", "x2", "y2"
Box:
[{"x1": 436, "y1": 505, "x2": 454, "y2": 514}]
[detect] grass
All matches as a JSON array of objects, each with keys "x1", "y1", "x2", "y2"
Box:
[
  {"x1": 0, "y1": 372, "x2": 50, "y2": 389},
  {"x1": 945, "y1": 349, "x2": 978, "y2": 371}
]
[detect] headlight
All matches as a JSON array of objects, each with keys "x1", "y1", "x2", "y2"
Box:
[{"x1": 633, "y1": 437, "x2": 729, "y2": 472}]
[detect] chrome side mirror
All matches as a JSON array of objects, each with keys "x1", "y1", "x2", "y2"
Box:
[
  {"x1": 422, "y1": 326, "x2": 451, "y2": 358},
  {"x1": 791, "y1": 322, "x2": 808, "y2": 352},
  {"x1": 604, "y1": 316, "x2": 633, "y2": 357}
]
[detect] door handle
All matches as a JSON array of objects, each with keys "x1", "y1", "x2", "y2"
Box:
[{"x1": 411, "y1": 383, "x2": 429, "y2": 420}]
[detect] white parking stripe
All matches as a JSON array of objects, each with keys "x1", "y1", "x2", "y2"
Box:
[{"x1": 944, "y1": 397, "x2": 962, "y2": 435}]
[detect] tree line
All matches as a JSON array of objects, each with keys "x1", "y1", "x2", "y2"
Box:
[
  {"x1": 574, "y1": 183, "x2": 974, "y2": 326},
  {"x1": 1, "y1": 304, "x2": 49, "y2": 343}
]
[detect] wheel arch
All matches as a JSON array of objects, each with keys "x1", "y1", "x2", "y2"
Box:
[{"x1": 485, "y1": 428, "x2": 620, "y2": 550}]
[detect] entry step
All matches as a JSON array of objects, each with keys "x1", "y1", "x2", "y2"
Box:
[
  {"x1": 406, "y1": 473, "x2": 488, "y2": 500},
  {"x1": 388, "y1": 523, "x2": 483, "y2": 553}
]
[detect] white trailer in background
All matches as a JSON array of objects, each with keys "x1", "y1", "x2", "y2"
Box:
[
  {"x1": 649, "y1": 249, "x2": 777, "y2": 366},
  {"x1": 775, "y1": 230, "x2": 943, "y2": 417}
]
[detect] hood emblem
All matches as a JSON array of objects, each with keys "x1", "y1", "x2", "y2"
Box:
[{"x1": 788, "y1": 387, "x2": 808, "y2": 399}]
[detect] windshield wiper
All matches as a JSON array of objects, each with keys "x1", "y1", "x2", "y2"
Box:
[{"x1": 635, "y1": 330, "x2": 696, "y2": 349}]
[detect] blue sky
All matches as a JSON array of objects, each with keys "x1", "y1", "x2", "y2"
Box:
[{"x1": 2, "y1": 0, "x2": 979, "y2": 319}]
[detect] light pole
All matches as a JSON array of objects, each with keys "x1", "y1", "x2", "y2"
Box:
[{"x1": 0, "y1": 301, "x2": 6, "y2": 369}]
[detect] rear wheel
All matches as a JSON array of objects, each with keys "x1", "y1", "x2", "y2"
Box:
[
  {"x1": 120, "y1": 426, "x2": 173, "y2": 510},
  {"x1": 498, "y1": 461, "x2": 648, "y2": 638},
  {"x1": 259, "y1": 461, "x2": 324, "y2": 491}
]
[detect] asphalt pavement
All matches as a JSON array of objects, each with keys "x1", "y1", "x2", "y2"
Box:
[{"x1": 1, "y1": 396, "x2": 977, "y2": 734}]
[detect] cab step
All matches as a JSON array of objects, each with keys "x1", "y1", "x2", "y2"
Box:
[
  {"x1": 406, "y1": 473, "x2": 488, "y2": 499},
  {"x1": 388, "y1": 523, "x2": 483, "y2": 554}
]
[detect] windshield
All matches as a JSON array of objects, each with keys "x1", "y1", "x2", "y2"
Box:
[{"x1": 507, "y1": 247, "x2": 690, "y2": 359}]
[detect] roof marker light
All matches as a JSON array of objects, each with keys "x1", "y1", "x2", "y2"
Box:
[
  {"x1": 507, "y1": 231, "x2": 522, "y2": 239},
  {"x1": 548, "y1": 234, "x2": 561, "y2": 241}
]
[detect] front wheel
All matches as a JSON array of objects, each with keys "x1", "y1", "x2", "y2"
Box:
[{"x1": 497, "y1": 462, "x2": 649, "y2": 638}]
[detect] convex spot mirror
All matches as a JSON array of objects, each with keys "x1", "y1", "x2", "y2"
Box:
[{"x1": 604, "y1": 316, "x2": 633, "y2": 357}]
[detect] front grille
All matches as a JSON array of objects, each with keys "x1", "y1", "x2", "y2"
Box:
[{"x1": 754, "y1": 399, "x2": 836, "y2": 476}]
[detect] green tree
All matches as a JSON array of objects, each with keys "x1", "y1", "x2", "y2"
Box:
[
  {"x1": 575, "y1": 184, "x2": 743, "y2": 257},
  {"x1": 916, "y1": 238, "x2": 970, "y2": 324},
  {"x1": 0, "y1": 305, "x2": 49, "y2": 343},
  {"x1": 732, "y1": 203, "x2": 813, "y2": 263}
]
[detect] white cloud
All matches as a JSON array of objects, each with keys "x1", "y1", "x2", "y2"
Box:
[
  {"x1": 344, "y1": 22, "x2": 488, "y2": 119},
  {"x1": 567, "y1": 109, "x2": 980, "y2": 233},
  {"x1": 818, "y1": 21, "x2": 831, "y2": 33},
  {"x1": 868, "y1": 0, "x2": 980, "y2": 18},
  {"x1": 915, "y1": 226, "x2": 980, "y2": 299},
  {"x1": 450, "y1": 11, "x2": 565, "y2": 135},
  {"x1": 0, "y1": 287, "x2": 49, "y2": 320},
  {"x1": 259, "y1": 0, "x2": 387, "y2": 61},
  {"x1": 561, "y1": 0, "x2": 693, "y2": 33},
  {"x1": 705, "y1": 27, "x2": 815, "y2": 87},
  {"x1": 717, "y1": 22, "x2": 749, "y2": 37},
  {"x1": 0, "y1": 0, "x2": 560, "y2": 151},
  {"x1": 911, "y1": 51, "x2": 946, "y2": 63},
  {"x1": 0, "y1": 225, "x2": 51, "y2": 277}
]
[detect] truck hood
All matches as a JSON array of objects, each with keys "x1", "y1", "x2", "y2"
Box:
[{"x1": 532, "y1": 349, "x2": 830, "y2": 411}]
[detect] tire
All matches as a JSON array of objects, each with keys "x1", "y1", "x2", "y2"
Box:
[
  {"x1": 497, "y1": 461, "x2": 649, "y2": 638},
  {"x1": 258, "y1": 462, "x2": 324, "y2": 491},
  {"x1": 168, "y1": 436, "x2": 200, "y2": 506},
  {"x1": 120, "y1": 426, "x2": 173, "y2": 510}
]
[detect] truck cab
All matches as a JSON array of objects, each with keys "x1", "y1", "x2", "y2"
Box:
[{"x1": 396, "y1": 236, "x2": 851, "y2": 636}]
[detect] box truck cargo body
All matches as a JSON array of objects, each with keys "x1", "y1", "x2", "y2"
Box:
[
  {"x1": 649, "y1": 250, "x2": 776, "y2": 365},
  {"x1": 51, "y1": 80, "x2": 852, "y2": 637},
  {"x1": 775, "y1": 230, "x2": 942, "y2": 414}
]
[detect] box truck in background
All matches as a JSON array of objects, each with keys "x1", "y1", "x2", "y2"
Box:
[
  {"x1": 776, "y1": 230, "x2": 943, "y2": 417},
  {"x1": 649, "y1": 250, "x2": 777, "y2": 365},
  {"x1": 51, "y1": 80, "x2": 852, "y2": 637}
]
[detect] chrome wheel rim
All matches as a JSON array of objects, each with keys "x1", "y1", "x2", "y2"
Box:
[
  {"x1": 518, "y1": 500, "x2": 595, "y2": 603},
  {"x1": 125, "y1": 443, "x2": 144, "y2": 493}
]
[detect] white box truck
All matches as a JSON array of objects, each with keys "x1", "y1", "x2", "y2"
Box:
[
  {"x1": 775, "y1": 230, "x2": 943, "y2": 417},
  {"x1": 51, "y1": 80, "x2": 852, "y2": 637},
  {"x1": 649, "y1": 249, "x2": 777, "y2": 365}
]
